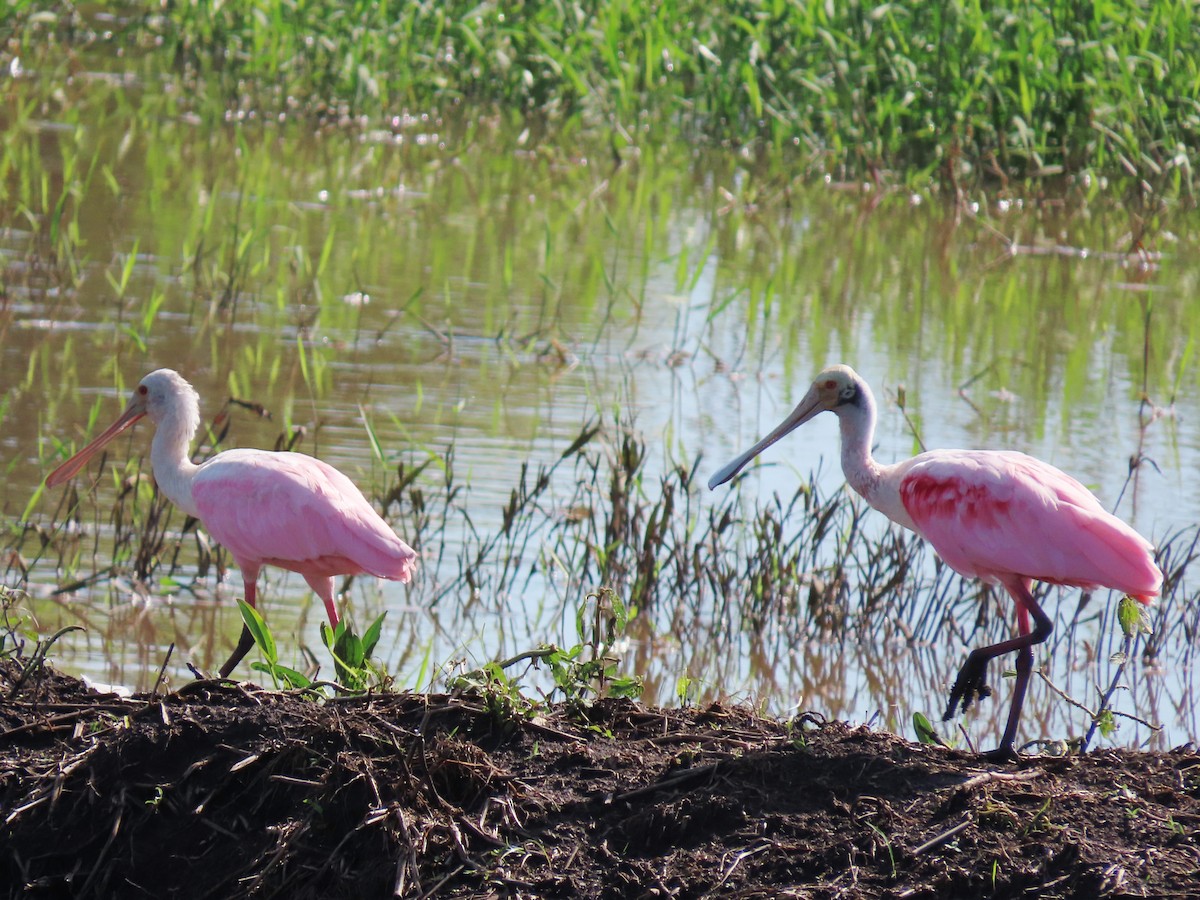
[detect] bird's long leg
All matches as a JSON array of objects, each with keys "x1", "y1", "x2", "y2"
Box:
[
  {"x1": 987, "y1": 581, "x2": 1053, "y2": 761},
  {"x1": 303, "y1": 575, "x2": 340, "y2": 629},
  {"x1": 943, "y1": 578, "x2": 1053, "y2": 760},
  {"x1": 218, "y1": 579, "x2": 259, "y2": 678}
]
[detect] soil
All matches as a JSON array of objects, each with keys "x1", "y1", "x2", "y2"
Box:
[{"x1": 0, "y1": 660, "x2": 1197, "y2": 899}]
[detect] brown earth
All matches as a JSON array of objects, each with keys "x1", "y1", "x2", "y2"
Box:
[{"x1": 0, "y1": 659, "x2": 1197, "y2": 899}]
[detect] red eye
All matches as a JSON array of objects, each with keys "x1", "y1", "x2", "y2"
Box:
[
  {"x1": 823, "y1": 380, "x2": 836, "y2": 389},
  {"x1": 138, "y1": 385, "x2": 148, "y2": 395}
]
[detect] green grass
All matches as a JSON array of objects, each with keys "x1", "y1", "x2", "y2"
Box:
[{"x1": 4, "y1": 1, "x2": 1199, "y2": 192}]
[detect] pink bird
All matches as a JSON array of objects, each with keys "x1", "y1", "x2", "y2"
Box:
[
  {"x1": 47, "y1": 369, "x2": 418, "y2": 678},
  {"x1": 709, "y1": 364, "x2": 1162, "y2": 760}
]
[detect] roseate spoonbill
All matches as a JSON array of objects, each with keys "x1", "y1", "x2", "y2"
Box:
[
  {"x1": 708, "y1": 364, "x2": 1161, "y2": 760},
  {"x1": 46, "y1": 369, "x2": 418, "y2": 678}
]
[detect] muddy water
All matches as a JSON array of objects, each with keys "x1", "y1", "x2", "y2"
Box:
[{"x1": 3, "y1": 61, "x2": 1199, "y2": 750}]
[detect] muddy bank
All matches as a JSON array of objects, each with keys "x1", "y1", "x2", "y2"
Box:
[{"x1": 0, "y1": 660, "x2": 1197, "y2": 898}]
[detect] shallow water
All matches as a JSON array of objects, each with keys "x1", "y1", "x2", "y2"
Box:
[{"x1": 2, "y1": 49, "x2": 1199, "y2": 752}]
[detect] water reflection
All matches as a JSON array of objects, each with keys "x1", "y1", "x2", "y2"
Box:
[{"x1": 2, "y1": 60, "x2": 1198, "y2": 750}]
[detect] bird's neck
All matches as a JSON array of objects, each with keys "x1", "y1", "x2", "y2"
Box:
[
  {"x1": 150, "y1": 408, "x2": 201, "y2": 517},
  {"x1": 838, "y1": 391, "x2": 884, "y2": 503}
]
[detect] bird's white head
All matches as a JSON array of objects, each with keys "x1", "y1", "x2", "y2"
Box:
[
  {"x1": 46, "y1": 369, "x2": 201, "y2": 487},
  {"x1": 134, "y1": 369, "x2": 202, "y2": 428},
  {"x1": 707, "y1": 364, "x2": 870, "y2": 489},
  {"x1": 804, "y1": 364, "x2": 866, "y2": 413}
]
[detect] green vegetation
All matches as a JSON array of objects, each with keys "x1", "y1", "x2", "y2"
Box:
[
  {"x1": 0, "y1": 586, "x2": 82, "y2": 696},
  {"x1": 445, "y1": 587, "x2": 643, "y2": 723},
  {"x1": 238, "y1": 598, "x2": 405, "y2": 694},
  {"x1": 237, "y1": 599, "x2": 317, "y2": 690},
  {"x1": 322, "y1": 612, "x2": 389, "y2": 690},
  {"x1": 3, "y1": 1, "x2": 1200, "y2": 191}
]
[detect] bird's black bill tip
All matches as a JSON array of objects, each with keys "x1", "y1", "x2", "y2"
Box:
[{"x1": 707, "y1": 459, "x2": 747, "y2": 490}]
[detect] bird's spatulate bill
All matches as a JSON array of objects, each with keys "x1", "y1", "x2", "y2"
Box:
[
  {"x1": 707, "y1": 388, "x2": 823, "y2": 489},
  {"x1": 46, "y1": 407, "x2": 146, "y2": 487}
]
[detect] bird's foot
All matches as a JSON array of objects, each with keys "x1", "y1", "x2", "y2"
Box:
[
  {"x1": 943, "y1": 654, "x2": 992, "y2": 720},
  {"x1": 978, "y1": 742, "x2": 1020, "y2": 764}
]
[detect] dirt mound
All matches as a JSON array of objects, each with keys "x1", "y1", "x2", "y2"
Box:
[{"x1": 0, "y1": 659, "x2": 1197, "y2": 898}]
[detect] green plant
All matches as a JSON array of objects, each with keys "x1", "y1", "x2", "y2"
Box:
[
  {"x1": 448, "y1": 658, "x2": 539, "y2": 723},
  {"x1": 1021, "y1": 798, "x2": 1057, "y2": 837},
  {"x1": 862, "y1": 820, "x2": 897, "y2": 879},
  {"x1": 0, "y1": 586, "x2": 29, "y2": 662},
  {"x1": 237, "y1": 600, "x2": 389, "y2": 691},
  {"x1": 7, "y1": 1, "x2": 1200, "y2": 192},
  {"x1": 675, "y1": 675, "x2": 697, "y2": 708},
  {"x1": 320, "y1": 613, "x2": 388, "y2": 692},
  {"x1": 237, "y1": 599, "x2": 312, "y2": 690},
  {"x1": 446, "y1": 588, "x2": 643, "y2": 723},
  {"x1": 145, "y1": 786, "x2": 165, "y2": 808},
  {"x1": 911, "y1": 711, "x2": 945, "y2": 747},
  {"x1": 1082, "y1": 595, "x2": 1155, "y2": 750}
]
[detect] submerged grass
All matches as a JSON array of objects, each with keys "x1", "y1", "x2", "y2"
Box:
[{"x1": 2, "y1": 1, "x2": 1200, "y2": 191}]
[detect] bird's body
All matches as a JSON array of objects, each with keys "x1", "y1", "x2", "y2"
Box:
[
  {"x1": 47, "y1": 369, "x2": 417, "y2": 677},
  {"x1": 709, "y1": 364, "x2": 1161, "y2": 759},
  {"x1": 191, "y1": 449, "x2": 418, "y2": 626},
  {"x1": 895, "y1": 450, "x2": 1157, "y2": 598}
]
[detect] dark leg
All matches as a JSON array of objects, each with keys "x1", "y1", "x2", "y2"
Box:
[
  {"x1": 981, "y1": 642, "x2": 1036, "y2": 762},
  {"x1": 943, "y1": 626, "x2": 1034, "y2": 720},
  {"x1": 218, "y1": 624, "x2": 257, "y2": 678},
  {"x1": 217, "y1": 579, "x2": 260, "y2": 679},
  {"x1": 985, "y1": 586, "x2": 1052, "y2": 760},
  {"x1": 943, "y1": 578, "x2": 1053, "y2": 761}
]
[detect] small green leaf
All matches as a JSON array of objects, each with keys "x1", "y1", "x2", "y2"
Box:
[
  {"x1": 610, "y1": 593, "x2": 629, "y2": 631},
  {"x1": 913, "y1": 711, "x2": 940, "y2": 745},
  {"x1": 237, "y1": 600, "x2": 276, "y2": 664},
  {"x1": 321, "y1": 620, "x2": 345, "y2": 651},
  {"x1": 358, "y1": 404, "x2": 385, "y2": 463},
  {"x1": 1117, "y1": 596, "x2": 1141, "y2": 639},
  {"x1": 334, "y1": 629, "x2": 364, "y2": 669},
  {"x1": 20, "y1": 480, "x2": 45, "y2": 524},
  {"x1": 607, "y1": 675, "x2": 644, "y2": 699},
  {"x1": 251, "y1": 661, "x2": 311, "y2": 690},
  {"x1": 675, "y1": 675, "x2": 694, "y2": 705},
  {"x1": 362, "y1": 612, "x2": 386, "y2": 659},
  {"x1": 273, "y1": 664, "x2": 312, "y2": 689},
  {"x1": 574, "y1": 600, "x2": 587, "y2": 645}
]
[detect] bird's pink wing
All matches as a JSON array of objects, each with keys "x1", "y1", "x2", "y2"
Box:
[
  {"x1": 898, "y1": 451, "x2": 1160, "y2": 600},
  {"x1": 192, "y1": 450, "x2": 417, "y2": 582}
]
